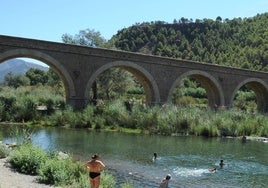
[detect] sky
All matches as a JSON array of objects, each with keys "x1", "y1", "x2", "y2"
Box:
[{"x1": 1, "y1": 0, "x2": 267, "y2": 43}]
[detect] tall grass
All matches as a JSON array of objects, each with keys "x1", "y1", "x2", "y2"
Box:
[
  {"x1": 41, "y1": 100, "x2": 268, "y2": 137},
  {"x1": 0, "y1": 86, "x2": 65, "y2": 122},
  {"x1": 0, "y1": 84, "x2": 267, "y2": 138},
  {"x1": 88, "y1": 101, "x2": 268, "y2": 137}
]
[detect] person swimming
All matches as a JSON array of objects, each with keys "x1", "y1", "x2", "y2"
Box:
[
  {"x1": 219, "y1": 160, "x2": 225, "y2": 168},
  {"x1": 159, "y1": 174, "x2": 171, "y2": 188},
  {"x1": 153, "y1": 152, "x2": 157, "y2": 161},
  {"x1": 209, "y1": 167, "x2": 217, "y2": 173}
]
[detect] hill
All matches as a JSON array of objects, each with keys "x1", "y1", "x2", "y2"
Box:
[
  {"x1": 112, "y1": 13, "x2": 268, "y2": 71},
  {"x1": 0, "y1": 59, "x2": 48, "y2": 82}
]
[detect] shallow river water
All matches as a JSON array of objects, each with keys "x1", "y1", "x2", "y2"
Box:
[{"x1": 1, "y1": 126, "x2": 268, "y2": 188}]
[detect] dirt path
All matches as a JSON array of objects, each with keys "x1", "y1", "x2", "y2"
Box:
[{"x1": 0, "y1": 158, "x2": 57, "y2": 188}]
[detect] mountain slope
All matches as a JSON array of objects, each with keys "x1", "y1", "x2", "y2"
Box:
[
  {"x1": 112, "y1": 13, "x2": 268, "y2": 71},
  {"x1": 0, "y1": 59, "x2": 49, "y2": 82}
]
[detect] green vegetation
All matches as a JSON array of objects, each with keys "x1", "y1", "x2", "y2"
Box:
[
  {"x1": 42, "y1": 100, "x2": 267, "y2": 137},
  {"x1": 0, "y1": 86, "x2": 65, "y2": 122},
  {"x1": 0, "y1": 144, "x2": 9, "y2": 158},
  {"x1": 0, "y1": 14, "x2": 267, "y2": 187},
  {"x1": 0, "y1": 83, "x2": 267, "y2": 137},
  {"x1": 113, "y1": 13, "x2": 268, "y2": 71},
  {"x1": 9, "y1": 143, "x2": 48, "y2": 175},
  {"x1": 0, "y1": 13, "x2": 267, "y2": 138},
  {"x1": 4, "y1": 142, "x2": 133, "y2": 187}
]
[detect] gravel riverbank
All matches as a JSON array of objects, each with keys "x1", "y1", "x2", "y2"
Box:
[{"x1": 0, "y1": 158, "x2": 57, "y2": 188}]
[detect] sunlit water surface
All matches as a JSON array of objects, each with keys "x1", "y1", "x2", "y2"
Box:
[{"x1": 1, "y1": 126, "x2": 267, "y2": 188}]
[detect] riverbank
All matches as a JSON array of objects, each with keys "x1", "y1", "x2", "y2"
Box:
[
  {"x1": 0, "y1": 157, "x2": 159, "y2": 188},
  {"x1": 0, "y1": 158, "x2": 58, "y2": 188},
  {"x1": 227, "y1": 135, "x2": 268, "y2": 142}
]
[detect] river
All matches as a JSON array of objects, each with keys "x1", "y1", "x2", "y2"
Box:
[{"x1": 1, "y1": 126, "x2": 268, "y2": 188}]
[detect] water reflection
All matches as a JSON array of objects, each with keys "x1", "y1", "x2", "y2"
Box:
[{"x1": 1, "y1": 125, "x2": 267, "y2": 188}]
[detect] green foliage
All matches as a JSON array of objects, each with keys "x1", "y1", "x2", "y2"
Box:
[
  {"x1": 0, "y1": 86, "x2": 65, "y2": 122},
  {"x1": 3, "y1": 68, "x2": 61, "y2": 89},
  {"x1": 38, "y1": 157, "x2": 84, "y2": 186},
  {"x1": 6, "y1": 141, "x2": 117, "y2": 187},
  {"x1": 62, "y1": 30, "x2": 140, "y2": 102},
  {"x1": 113, "y1": 13, "x2": 268, "y2": 71},
  {"x1": 99, "y1": 172, "x2": 116, "y2": 188},
  {"x1": 9, "y1": 143, "x2": 48, "y2": 175},
  {"x1": 45, "y1": 100, "x2": 268, "y2": 138},
  {"x1": 9, "y1": 127, "x2": 32, "y2": 145},
  {"x1": 233, "y1": 90, "x2": 257, "y2": 112},
  {"x1": 25, "y1": 68, "x2": 48, "y2": 86},
  {"x1": 96, "y1": 68, "x2": 136, "y2": 101},
  {"x1": 4, "y1": 72, "x2": 30, "y2": 88},
  {"x1": 0, "y1": 144, "x2": 10, "y2": 158},
  {"x1": 62, "y1": 29, "x2": 108, "y2": 48}
]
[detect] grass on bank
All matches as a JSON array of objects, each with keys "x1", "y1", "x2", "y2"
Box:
[
  {"x1": 43, "y1": 101, "x2": 268, "y2": 138},
  {"x1": 0, "y1": 84, "x2": 267, "y2": 138},
  {"x1": 2, "y1": 142, "x2": 132, "y2": 188}
]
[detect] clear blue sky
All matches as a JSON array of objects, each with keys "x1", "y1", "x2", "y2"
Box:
[{"x1": 1, "y1": 0, "x2": 267, "y2": 43}]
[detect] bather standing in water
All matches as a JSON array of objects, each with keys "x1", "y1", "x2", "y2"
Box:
[
  {"x1": 242, "y1": 135, "x2": 246, "y2": 143},
  {"x1": 84, "y1": 154, "x2": 105, "y2": 188},
  {"x1": 153, "y1": 152, "x2": 157, "y2": 162},
  {"x1": 219, "y1": 160, "x2": 225, "y2": 168}
]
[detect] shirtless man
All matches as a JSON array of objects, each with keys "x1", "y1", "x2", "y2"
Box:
[{"x1": 83, "y1": 154, "x2": 105, "y2": 188}]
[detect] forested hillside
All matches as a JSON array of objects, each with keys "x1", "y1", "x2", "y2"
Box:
[{"x1": 112, "y1": 13, "x2": 268, "y2": 71}]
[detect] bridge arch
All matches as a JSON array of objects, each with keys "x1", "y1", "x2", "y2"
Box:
[
  {"x1": 85, "y1": 60, "x2": 160, "y2": 104},
  {"x1": 230, "y1": 78, "x2": 268, "y2": 112},
  {"x1": 0, "y1": 48, "x2": 75, "y2": 103},
  {"x1": 168, "y1": 70, "x2": 224, "y2": 108}
]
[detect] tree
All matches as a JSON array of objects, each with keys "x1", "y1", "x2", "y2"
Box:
[
  {"x1": 62, "y1": 29, "x2": 136, "y2": 102},
  {"x1": 47, "y1": 69, "x2": 61, "y2": 86},
  {"x1": 25, "y1": 68, "x2": 48, "y2": 86},
  {"x1": 4, "y1": 72, "x2": 30, "y2": 88},
  {"x1": 62, "y1": 29, "x2": 108, "y2": 48},
  {"x1": 96, "y1": 68, "x2": 135, "y2": 100}
]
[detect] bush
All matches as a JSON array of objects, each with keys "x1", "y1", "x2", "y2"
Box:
[
  {"x1": 9, "y1": 143, "x2": 48, "y2": 175},
  {"x1": 0, "y1": 144, "x2": 10, "y2": 158},
  {"x1": 38, "y1": 157, "x2": 80, "y2": 185},
  {"x1": 100, "y1": 172, "x2": 116, "y2": 188}
]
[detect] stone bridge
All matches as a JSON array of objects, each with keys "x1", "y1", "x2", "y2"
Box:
[{"x1": 1, "y1": 35, "x2": 268, "y2": 112}]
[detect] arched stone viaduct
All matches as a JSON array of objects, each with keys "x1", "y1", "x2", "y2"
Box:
[{"x1": 1, "y1": 35, "x2": 268, "y2": 112}]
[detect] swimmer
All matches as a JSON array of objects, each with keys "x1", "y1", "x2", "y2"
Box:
[
  {"x1": 209, "y1": 167, "x2": 217, "y2": 173},
  {"x1": 219, "y1": 160, "x2": 225, "y2": 168},
  {"x1": 153, "y1": 152, "x2": 157, "y2": 161},
  {"x1": 159, "y1": 174, "x2": 171, "y2": 188}
]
